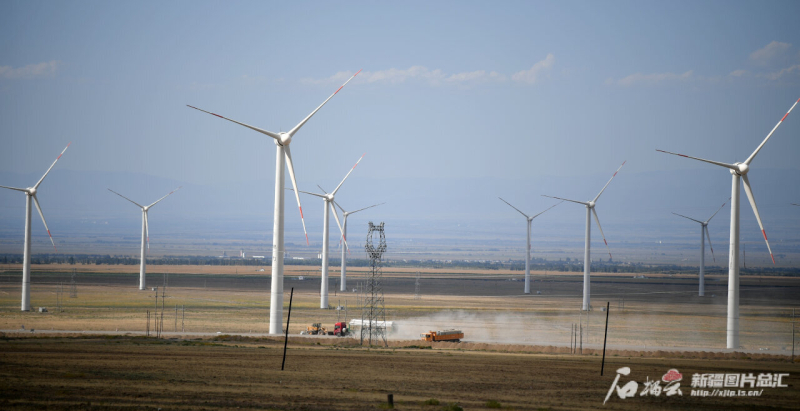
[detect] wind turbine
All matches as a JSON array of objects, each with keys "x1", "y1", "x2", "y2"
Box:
[
  {"x1": 498, "y1": 198, "x2": 560, "y2": 294},
  {"x1": 293, "y1": 154, "x2": 364, "y2": 308},
  {"x1": 187, "y1": 70, "x2": 360, "y2": 333},
  {"x1": 108, "y1": 187, "x2": 181, "y2": 290},
  {"x1": 657, "y1": 97, "x2": 798, "y2": 349},
  {"x1": 335, "y1": 201, "x2": 384, "y2": 292},
  {"x1": 0, "y1": 143, "x2": 70, "y2": 311},
  {"x1": 672, "y1": 200, "x2": 727, "y2": 297},
  {"x1": 542, "y1": 161, "x2": 625, "y2": 311}
]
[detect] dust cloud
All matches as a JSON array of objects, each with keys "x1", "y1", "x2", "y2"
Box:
[{"x1": 393, "y1": 310, "x2": 575, "y2": 346}]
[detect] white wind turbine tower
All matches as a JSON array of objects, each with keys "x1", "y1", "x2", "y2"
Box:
[
  {"x1": 672, "y1": 200, "x2": 727, "y2": 297},
  {"x1": 0, "y1": 143, "x2": 70, "y2": 311},
  {"x1": 658, "y1": 98, "x2": 798, "y2": 349},
  {"x1": 108, "y1": 187, "x2": 181, "y2": 290},
  {"x1": 542, "y1": 161, "x2": 625, "y2": 311},
  {"x1": 335, "y1": 201, "x2": 384, "y2": 292},
  {"x1": 293, "y1": 154, "x2": 364, "y2": 308},
  {"x1": 187, "y1": 70, "x2": 361, "y2": 333},
  {"x1": 498, "y1": 198, "x2": 560, "y2": 294}
]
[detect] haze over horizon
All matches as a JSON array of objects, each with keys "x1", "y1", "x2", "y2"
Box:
[{"x1": 2, "y1": 1, "x2": 799, "y2": 266}]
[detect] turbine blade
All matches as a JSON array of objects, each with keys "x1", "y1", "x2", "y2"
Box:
[
  {"x1": 672, "y1": 212, "x2": 704, "y2": 224},
  {"x1": 317, "y1": 185, "x2": 329, "y2": 194},
  {"x1": 705, "y1": 225, "x2": 715, "y2": 263},
  {"x1": 333, "y1": 199, "x2": 345, "y2": 213},
  {"x1": 593, "y1": 161, "x2": 626, "y2": 203},
  {"x1": 288, "y1": 69, "x2": 362, "y2": 137},
  {"x1": 741, "y1": 174, "x2": 774, "y2": 264},
  {"x1": 498, "y1": 197, "x2": 529, "y2": 219},
  {"x1": 705, "y1": 198, "x2": 729, "y2": 223},
  {"x1": 656, "y1": 149, "x2": 737, "y2": 171},
  {"x1": 541, "y1": 195, "x2": 588, "y2": 206},
  {"x1": 350, "y1": 202, "x2": 385, "y2": 215},
  {"x1": 792, "y1": 203, "x2": 800, "y2": 207},
  {"x1": 144, "y1": 211, "x2": 150, "y2": 250},
  {"x1": 745, "y1": 97, "x2": 800, "y2": 165},
  {"x1": 186, "y1": 105, "x2": 281, "y2": 140},
  {"x1": 330, "y1": 202, "x2": 348, "y2": 252},
  {"x1": 592, "y1": 208, "x2": 612, "y2": 260},
  {"x1": 331, "y1": 153, "x2": 365, "y2": 196},
  {"x1": 0, "y1": 185, "x2": 28, "y2": 193},
  {"x1": 531, "y1": 200, "x2": 563, "y2": 219},
  {"x1": 284, "y1": 145, "x2": 309, "y2": 245},
  {"x1": 32, "y1": 194, "x2": 56, "y2": 251},
  {"x1": 147, "y1": 186, "x2": 182, "y2": 208},
  {"x1": 108, "y1": 189, "x2": 144, "y2": 208},
  {"x1": 34, "y1": 142, "x2": 70, "y2": 189},
  {"x1": 287, "y1": 188, "x2": 327, "y2": 198}
]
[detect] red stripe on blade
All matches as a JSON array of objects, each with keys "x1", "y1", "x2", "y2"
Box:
[
  {"x1": 604, "y1": 239, "x2": 608, "y2": 245},
  {"x1": 354, "y1": 69, "x2": 362, "y2": 77},
  {"x1": 762, "y1": 229, "x2": 768, "y2": 241},
  {"x1": 213, "y1": 113, "x2": 223, "y2": 118},
  {"x1": 305, "y1": 233, "x2": 309, "y2": 245},
  {"x1": 299, "y1": 206, "x2": 304, "y2": 219},
  {"x1": 781, "y1": 113, "x2": 789, "y2": 122},
  {"x1": 770, "y1": 254, "x2": 775, "y2": 264}
]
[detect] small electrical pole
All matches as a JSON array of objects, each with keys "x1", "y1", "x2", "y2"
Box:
[
  {"x1": 69, "y1": 268, "x2": 77, "y2": 298},
  {"x1": 159, "y1": 274, "x2": 167, "y2": 338},
  {"x1": 414, "y1": 271, "x2": 421, "y2": 300},
  {"x1": 282, "y1": 287, "x2": 294, "y2": 371},
  {"x1": 601, "y1": 302, "x2": 610, "y2": 376},
  {"x1": 153, "y1": 287, "x2": 159, "y2": 337}
]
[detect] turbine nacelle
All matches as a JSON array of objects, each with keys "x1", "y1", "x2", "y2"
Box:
[
  {"x1": 26, "y1": 187, "x2": 36, "y2": 196},
  {"x1": 732, "y1": 163, "x2": 749, "y2": 176},
  {"x1": 276, "y1": 132, "x2": 292, "y2": 147},
  {"x1": 587, "y1": 201, "x2": 596, "y2": 208}
]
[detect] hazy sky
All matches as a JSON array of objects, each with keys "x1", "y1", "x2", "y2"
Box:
[{"x1": 1, "y1": 1, "x2": 800, "y2": 260}]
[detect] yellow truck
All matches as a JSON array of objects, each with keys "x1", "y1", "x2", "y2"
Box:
[
  {"x1": 306, "y1": 323, "x2": 326, "y2": 335},
  {"x1": 421, "y1": 329, "x2": 464, "y2": 342}
]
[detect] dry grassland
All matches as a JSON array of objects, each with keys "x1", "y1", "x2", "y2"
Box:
[{"x1": 0, "y1": 335, "x2": 798, "y2": 410}]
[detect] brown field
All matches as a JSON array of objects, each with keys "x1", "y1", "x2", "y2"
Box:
[
  {"x1": 0, "y1": 263, "x2": 798, "y2": 409},
  {"x1": 0, "y1": 335, "x2": 798, "y2": 410}
]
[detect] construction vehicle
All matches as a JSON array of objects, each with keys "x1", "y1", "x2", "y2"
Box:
[
  {"x1": 333, "y1": 322, "x2": 349, "y2": 337},
  {"x1": 304, "y1": 322, "x2": 351, "y2": 336},
  {"x1": 421, "y1": 329, "x2": 464, "y2": 342},
  {"x1": 306, "y1": 323, "x2": 327, "y2": 335}
]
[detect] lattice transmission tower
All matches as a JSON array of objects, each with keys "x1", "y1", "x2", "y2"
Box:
[{"x1": 361, "y1": 222, "x2": 387, "y2": 347}]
